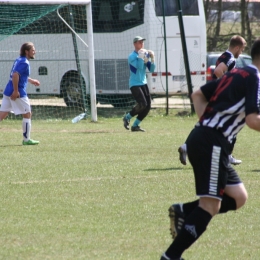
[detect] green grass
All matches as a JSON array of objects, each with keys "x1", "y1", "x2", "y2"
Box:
[{"x1": 1, "y1": 110, "x2": 260, "y2": 260}]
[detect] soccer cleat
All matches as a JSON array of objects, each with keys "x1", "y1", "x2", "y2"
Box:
[
  {"x1": 168, "y1": 204, "x2": 186, "y2": 240},
  {"x1": 178, "y1": 144, "x2": 187, "y2": 165},
  {"x1": 160, "y1": 253, "x2": 184, "y2": 260},
  {"x1": 229, "y1": 155, "x2": 242, "y2": 165},
  {"x1": 123, "y1": 115, "x2": 130, "y2": 130},
  {"x1": 22, "y1": 139, "x2": 40, "y2": 145},
  {"x1": 131, "y1": 126, "x2": 145, "y2": 132}
]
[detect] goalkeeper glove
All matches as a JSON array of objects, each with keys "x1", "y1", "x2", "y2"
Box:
[
  {"x1": 144, "y1": 52, "x2": 149, "y2": 64},
  {"x1": 147, "y1": 50, "x2": 155, "y2": 63},
  {"x1": 137, "y1": 49, "x2": 147, "y2": 59}
]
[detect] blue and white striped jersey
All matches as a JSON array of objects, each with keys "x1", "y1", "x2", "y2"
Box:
[{"x1": 197, "y1": 64, "x2": 260, "y2": 143}]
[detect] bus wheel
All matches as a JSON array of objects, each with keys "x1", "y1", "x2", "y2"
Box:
[{"x1": 61, "y1": 73, "x2": 85, "y2": 108}]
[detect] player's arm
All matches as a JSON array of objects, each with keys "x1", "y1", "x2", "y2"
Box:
[
  {"x1": 245, "y1": 113, "x2": 260, "y2": 131},
  {"x1": 146, "y1": 50, "x2": 155, "y2": 72},
  {"x1": 192, "y1": 80, "x2": 218, "y2": 118},
  {"x1": 10, "y1": 72, "x2": 20, "y2": 100},
  {"x1": 191, "y1": 89, "x2": 208, "y2": 118},
  {"x1": 28, "y1": 77, "x2": 40, "y2": 86},
  {"x1": 214, "y1": 62, "x2": 228, "y2": 79},
  {"x1": 245, "y1": 77, "x2": 260, "y2": 131},
  {"x1": 129, "y1": 51, "x2": 145, "y2": 69}
]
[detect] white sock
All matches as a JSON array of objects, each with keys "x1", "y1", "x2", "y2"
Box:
[{"x1": 22, "y1": 118, "x2": 31, "y2": 141}]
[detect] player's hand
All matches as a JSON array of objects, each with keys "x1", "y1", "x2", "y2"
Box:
[
  {"x1": 144, "y1": 54, "x2": 149, "y2": 64},
  {"x1": 30, "y1": 79, "x2": 40, "y2": 86},
  {"x1": 147, "y1": 50, "x2": 155, "y2": 62},
  {"x1": 10, "y1": 90, "x2": 20, "y2": 100},
  {"x1": 137, "y1": 49, "x2": 147, "y2": 59}
]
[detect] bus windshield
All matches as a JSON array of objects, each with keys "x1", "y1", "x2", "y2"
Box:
[
  {"x1": 155, "y1": 0, "x2": 199, "y2": 16},
  {"x1": 15, "y1": 1, "x2": 145, "y2": 34}
]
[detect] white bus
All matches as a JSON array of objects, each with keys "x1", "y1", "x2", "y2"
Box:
[{"x1": 0, "y1": 0, "x2": 206, "y2": 108}]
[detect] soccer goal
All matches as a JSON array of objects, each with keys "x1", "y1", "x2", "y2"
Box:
[{"x1": 0, "y1": 0, "x2": 97, "y2": 122}]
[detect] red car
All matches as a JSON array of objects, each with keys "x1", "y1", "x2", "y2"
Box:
[{"x1": 206, "y1": 52, "x2": 252, "y2": 82}]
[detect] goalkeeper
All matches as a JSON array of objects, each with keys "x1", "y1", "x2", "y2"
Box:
[{"x1": 122, "y1": 36, "x2": 155, "y2": 132}]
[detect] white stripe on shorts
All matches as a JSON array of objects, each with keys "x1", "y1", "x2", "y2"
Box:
[{"x1": 209, "y1": 146, "x2": 221, "y2": 196}]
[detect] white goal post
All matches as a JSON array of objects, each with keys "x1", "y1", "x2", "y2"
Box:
[{"x1": 0, "y1": 0, "x2": 97, "y2": 122}]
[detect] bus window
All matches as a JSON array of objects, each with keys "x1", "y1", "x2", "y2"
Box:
[
  {"x1": 93, "y1": 0, "x2": 144, "y2": 33},
  {"x1": 155, "y1": 0, "x2": 199, "y2": 16},
  {"x1": 13, "y1": 1, "x2": 145, "y2": 34},
  {"x1": 119, "y1": 2, "x2": 141, "y2": 20}
]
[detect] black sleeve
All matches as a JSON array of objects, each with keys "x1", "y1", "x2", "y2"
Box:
[
  {"x1": 245, "y1": 72, "x2": 260, "y2": 115},
  {"x1": 200, "y1": 80, "x2": 219, "y2": 102}
]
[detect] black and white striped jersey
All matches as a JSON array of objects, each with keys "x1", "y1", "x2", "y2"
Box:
[
  {"x1": 197, "y1": 64, "x2": 260, "y2": 143},
  {"x1": 212, "y1": 50, "x2": 236, "y2": 80}
]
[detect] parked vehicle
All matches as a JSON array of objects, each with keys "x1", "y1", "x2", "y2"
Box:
[
  {"x1": 206, "y1": 52, "x2": 252, "y2": 81},
  {"x1": 0, "y1": 0, "x2": 207, "y2": 108}
]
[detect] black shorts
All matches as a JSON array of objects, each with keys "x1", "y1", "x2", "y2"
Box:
[{"x1": 186, "y1": 127, "x2": 242, "y2": 200}]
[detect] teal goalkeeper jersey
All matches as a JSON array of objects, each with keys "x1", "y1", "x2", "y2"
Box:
[{"x1": 128, "y1": 50, "x2": 155, "y2": 88}]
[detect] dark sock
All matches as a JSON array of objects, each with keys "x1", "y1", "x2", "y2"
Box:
[
  {"x1": 219, "y1": 193, "x2": 237, "y2": 213},
  {"x1": 183, "y1": 200, "x2": 199, "y2": 215},
  {"x1": 182, "y1": 194, "x2": 236, "y2": 216},
  {"x1": 166, "y1": 206, "x2": 212, "y2": 259}
]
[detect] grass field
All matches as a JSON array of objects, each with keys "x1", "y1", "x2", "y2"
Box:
[{"x1": 1, "y1": 109, "x2": 260, "y2": 260}]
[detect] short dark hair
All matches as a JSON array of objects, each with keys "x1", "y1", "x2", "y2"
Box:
[
  {"x1": 250, "y1": 38, "x2": 260, "y2": 61},
  {"x1": 20, "y1": 42, "x2": 34, "y2": 56},
  {"x1": 229, "y1": 35, "x2": 247, "y2": 48}
]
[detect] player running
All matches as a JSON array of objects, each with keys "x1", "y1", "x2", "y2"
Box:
[
  {"x1": 178, "y1": 35, "x2": 247, "y2": 166},
  {"x1": 160, "y1": 38, "x2": 260, "y2": 260}
]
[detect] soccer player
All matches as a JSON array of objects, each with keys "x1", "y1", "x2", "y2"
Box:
[
  {"x1": 160, "y1": 38, "x2": 260, "y2": 260},
  {"x1": 178, "y1": 35, "x2": 247, "y2": 165},
  {"x1": 122, "y1": 36, "x2": 155, "y2": 132},
  {"x1": 0, "y1": 42, "x2": 40, "y2": 145}
]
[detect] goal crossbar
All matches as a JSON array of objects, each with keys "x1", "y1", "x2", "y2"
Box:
[{"x1": 0, "y1": 0, "x2": 91, "y2": 4}]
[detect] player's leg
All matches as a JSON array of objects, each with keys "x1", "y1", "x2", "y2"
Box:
[
  {"x1": 178, "y1": 143, "x2": 187, "y2": 165},
  {"x1": 125, "y1": 85, "x2": 148, "y2": 131},
  {"x1": 177, "y1": 129, "x2": 198, "y2": 166},
  {"x1": 229, "y1": 137, "x2": 242, "y2": 165},
  {"x1": 22, "y1": 112, "x2": 32, "y2": 142},
  {"x1": 225, "y1": 184, "x2": 247, "y2": 209},
  {"x1": 169, "y1": 185, "x2": 246, "y2": 241},
  {"x1": 169, "y1": 157, "x2": 246, "y2": 240},
  {"x1": 11, "y1": 97, "x2": 39, "y2": 145},
  {"x1": 0, "y1": 95, "x2": 12, "y2": 121},
  {"x1": 0, "y1": 111, "x2": 10, "y2": 121},
  {"x1": 218, "y1": 164, "x2": 246, "y2": 212},
  {"x1": 22, "y1": 112, "x2": 39, "y2": 145},
  {"x1": 133, "y1": 84, "x2": 151, "y2": 131},
  {"x1": 162, "y1": 127, "x2": 228, "y2": 259},
  {"x1": 122, "y1": 85, "x2": 146, "y2": 130}
]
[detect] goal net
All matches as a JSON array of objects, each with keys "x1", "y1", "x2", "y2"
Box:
[
  {"x1": 0, "y1": 0, "x2": 199, "y2": 120},
  {"x1": 0, "y1": 0, "x2": 98, "y2": 121}
]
